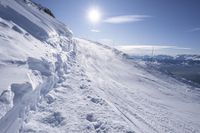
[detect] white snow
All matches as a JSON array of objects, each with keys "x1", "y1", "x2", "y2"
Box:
[{"x1": 0, "y1": 0, "x2": 200, "y2": 133}]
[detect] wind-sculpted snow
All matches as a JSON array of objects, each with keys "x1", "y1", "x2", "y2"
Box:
[
  {"x1": 0, "y1": 0, "x2": 200, "y2": 133},
  {"x1": 0, "y1": 0, "x2": 76, "y2": 132},
  {"x1": 23, "y1": 39, "x2": 200, "y2": 133},
  {"x1": 0, "y1": 0, "x2": 72, "y2": 41},
  {"x1": 73, "y1": 39, "x2": 200, "y2": 133}
]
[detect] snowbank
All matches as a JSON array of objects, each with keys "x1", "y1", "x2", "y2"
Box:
[{"x1": 0, "y1": 0, "x2": 76, "y2": 132}]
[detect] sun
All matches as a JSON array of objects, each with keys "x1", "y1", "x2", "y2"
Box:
[{"x1": 88, "y1": 8, "x2": 101, "y2": 23}]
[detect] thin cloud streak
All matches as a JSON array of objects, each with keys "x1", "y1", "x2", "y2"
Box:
[
  {"x1": 189, "y1": 27, "x2": 200, "y2": 32},
  {"x1": 117, "y1": 45, "x2": 191, "y2": 50},
  {"x1": 91, "y1": 29, "x2": 100, "y2": 33},
  {"x1": 103, "y1": 15, "x2": 150, "y2": 24},
  {"x1": 116, "y1": 45, "x2": 193, "y2": 56}
]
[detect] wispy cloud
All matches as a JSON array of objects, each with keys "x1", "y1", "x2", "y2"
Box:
[
  {"x1": 116, "y1": 45, "x2": 194, "y2": 56},
  {"x1": 117, "y1": 45, "x2": 191, "y2": 50},
  {"x1": 91, "y1": 29, "x2": 100, "y2": 33},
  {"x1": 189, "y1": 27, "x2": 200, "y2": 32},
  {"x1": 103, "y1": 15, "x2": 150, "y2": 24}
]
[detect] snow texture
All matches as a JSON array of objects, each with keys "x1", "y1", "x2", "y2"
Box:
[{"x1": 0, "y1": 0, "x2": 200, "y2": 133}]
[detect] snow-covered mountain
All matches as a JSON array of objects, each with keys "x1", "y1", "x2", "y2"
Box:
[
  {"x1": 126, "y1": 54, "x2": 200, "y2": 65},
  {"x1": 0, "y1": 0, "x2": 200, "y2": 133}
]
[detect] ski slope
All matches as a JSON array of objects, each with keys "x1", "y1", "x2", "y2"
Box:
[{"x1": 0, "y1": 0, "x2": 200, "y2": 133}]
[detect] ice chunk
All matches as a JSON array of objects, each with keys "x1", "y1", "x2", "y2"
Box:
[{"x1": 11, "y1": 82, "x2": 33, "y2": 105}]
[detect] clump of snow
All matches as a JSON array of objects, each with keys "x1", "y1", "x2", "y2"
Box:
[
  {"x1": 0, "y1": 90, "x2": 13, "y2": 104},
  {"x1": 27, "y1": 57, "x2": 55, "y2": 77},
  {"x1": 11, "y1": 82, "x2": 33, "y2": 105},
  {"x1": 41, "y1": 112, "x2": 65, "y2": 127}
]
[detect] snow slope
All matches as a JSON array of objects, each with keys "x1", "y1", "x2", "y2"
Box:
[
  {"x1": 22, "y1": 38, "x2": 200, "y2": 133},
  {"x1": 0, "y1": 0, "x2": 200, "y2": 133}
]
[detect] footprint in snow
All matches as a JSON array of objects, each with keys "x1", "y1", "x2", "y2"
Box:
[
  {"x1": 80, "y1": 84, "x2": 89, "y2": 89},
  {"x1": 86, "y1": 113, "x2": 95, "y2": 122},
  {"x1": 41, "y1": 112, "x2": 65, "y2": 127},
  {"x1": 87, "y1": 96, "x2": 106, "y2": 105},
  {"x1": 86, "y1": 113, "x2": 108, "y2": 133},
  {"x1": 45, "y1": 94, "x2": 55, "y2": 104}
]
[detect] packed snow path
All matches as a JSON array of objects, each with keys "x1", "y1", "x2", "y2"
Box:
[{"x1": 23, "y1": 39, "x2": 200, "y2": 133}]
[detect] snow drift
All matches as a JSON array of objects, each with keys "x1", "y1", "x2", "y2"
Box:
[
  {"x1": 0, "y1": 0, "x2": 200, "y2": 133},
  {"x1": 0, "y1": 0, "x2": 76, "y2": 132}
]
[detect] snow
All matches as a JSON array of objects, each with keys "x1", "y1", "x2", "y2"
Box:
[
  {"x1": 0, "y1": 0, "x2": 72, "y2": 41},
  {"x1": 0, "y1": 0, "x2": 200, "y2": 133}
]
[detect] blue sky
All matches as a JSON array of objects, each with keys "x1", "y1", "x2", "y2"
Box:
[{"x1": 33, "y1": 0, "x2": 200, "y2": 51}]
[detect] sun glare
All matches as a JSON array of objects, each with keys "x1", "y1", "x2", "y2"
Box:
[{"x1": 88, "y1": 8, "x2": 101, "y2": 23}]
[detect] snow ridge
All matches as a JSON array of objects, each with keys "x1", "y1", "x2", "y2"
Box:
[{"x1": 0, "y1": 0, "x2": 76, "y2": 132}]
